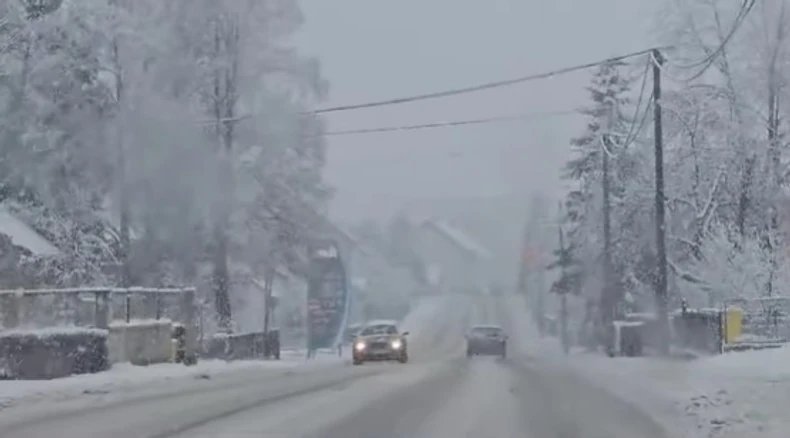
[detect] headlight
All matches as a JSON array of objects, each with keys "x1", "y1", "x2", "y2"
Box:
[
  {"x1": 354, "y1": 342, "x2": 366, "y2": 351},
  {"x1": 391, "y1": 339, "x2": 402, "y2": 350}
]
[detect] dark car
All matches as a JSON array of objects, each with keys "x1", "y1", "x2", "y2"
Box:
[
  {"x1": 466, "y1": 325, "x2": 507, "y2": 358},
  {"x1": 352, "y1": 320, "x2": 409, "y2": 365}
]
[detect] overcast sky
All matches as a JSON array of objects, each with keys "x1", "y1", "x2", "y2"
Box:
[{"x1": 297, "y1": 0, "x2": 659, "y2": 222}]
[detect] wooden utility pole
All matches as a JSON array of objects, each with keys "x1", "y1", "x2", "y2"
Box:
[{"x1": 652, "y1": 49, "x2": 670, "y2": 354}]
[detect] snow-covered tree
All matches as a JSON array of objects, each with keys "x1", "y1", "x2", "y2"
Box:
[
  {"x1": 0, "y1": 0, "x2": 333, "y2": 323},
  {"x1": 560, "y1": 60, "x2": 644, "y2": 322},
  {"x1": 656, "y1": 0, "x2": 790, "y2": 304}
]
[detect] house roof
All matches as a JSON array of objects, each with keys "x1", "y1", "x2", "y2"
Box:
[
  {"x1": 0, "y1": 207, "x2": 60, "y2": 256},
  {"x1": 421, "y1": 219, "x2": 492, "y2": 259}
]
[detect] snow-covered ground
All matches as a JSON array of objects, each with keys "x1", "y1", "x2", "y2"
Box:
[
  {"x1": 505, "y1": 294, "x2": 790, "y2": 438},
  {"x1": 0, "y1": 352, "x2": 343, "y2": 411},
  {"x1": 572, "y1": 347, "x2": 790, "y2": 438},
  {"x1": 0, "y1": 295, "x2": 448, "y2": 413}
]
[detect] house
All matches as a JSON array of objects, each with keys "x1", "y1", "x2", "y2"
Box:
[
  {"x1": 413, "y1": 218, "x2": 492, "y2": 294},
  {"x1": 346, "y1": 236, "x2": 418, "y2": 322},
  {"x1": 0, "y1": 207, "x2": 59, "y2": 257},
  {"x1": 0, "y1": 206, "x2": 60, "y2": 288}
]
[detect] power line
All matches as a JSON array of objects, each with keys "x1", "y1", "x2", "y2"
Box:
[
  {"x1": 311, "y1": 46, "x2": 673, "y2": 114},
  {"x1": 664, "y1": 0, "x2": 756, "y2": 82},
  {"x1": 322, "y1": 110, "x2": 578, "y2": 137},
  {"x1": 621, "y1": 56, "x2": 652, "y2": 148}
]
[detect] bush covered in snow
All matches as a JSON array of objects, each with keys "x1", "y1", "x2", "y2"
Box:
[{"x1": 0, "y1": 328, "x2": 109, "y2": 380}]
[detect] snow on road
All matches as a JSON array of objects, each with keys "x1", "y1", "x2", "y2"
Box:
[
  {"x1": 176, "y1": 295, "x2": 474, "y2": 438},
  {"x1": 0, "y1": 293, "x2": 466, "y2": 438},
  {"x1": 410, "y1": 358, "x2": 524, "y2": 437},
  {"x1": 316, "y1": 295, "x2": 668, "y2": 438},
  {"x1": 0, "y1": 294, "x2": 680, "y2": 437}
]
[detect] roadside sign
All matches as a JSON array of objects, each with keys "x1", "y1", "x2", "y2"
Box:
[{"x1": 306, "y1": 240, "x2": 349, "y2": 350}]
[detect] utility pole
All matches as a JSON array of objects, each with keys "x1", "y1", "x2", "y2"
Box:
[{"x1": 652, "y1": 49, "x2": 669, "y2": 355}]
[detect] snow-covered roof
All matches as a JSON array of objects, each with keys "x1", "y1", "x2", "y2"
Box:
[
  {"x1": 0, "y1": 207, "x2": 59, "y2": 256},
  {"x1": 364, "y1": 319, "x2": 399, "y2": 327},
  {"x1": 422, "y1": 219, "x2": 492, "y2": 259}
]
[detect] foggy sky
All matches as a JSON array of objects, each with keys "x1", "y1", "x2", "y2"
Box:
[{"x1": 297, "y1": 0, "x2": 658, "y2": 222}]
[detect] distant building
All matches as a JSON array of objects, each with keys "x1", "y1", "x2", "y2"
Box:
[
  {"x1": 413, "y1": 219, "x2": 492, "y2": 294},
  {"x1": 347, "y1": 237, "x2": 418, "y2": 321}
]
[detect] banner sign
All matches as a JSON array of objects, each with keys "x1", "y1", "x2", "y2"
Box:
[{"x1": 306, "y1": 240, "x2": 349, "y2": 350}]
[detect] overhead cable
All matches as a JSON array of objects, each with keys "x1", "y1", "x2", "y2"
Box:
[
  {"x1": 322, "y1": 110, "x2": 578, "y2": 137},
  {"x1": 311, "y1": 46, "x2": 673, "y2": 114},
  {"x1": 664, "y1": 0, "x2": 756, "y2": 82}
]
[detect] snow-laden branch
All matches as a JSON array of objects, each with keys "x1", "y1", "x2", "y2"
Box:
[
  {"x1": 194, "y1": 114, "x2": 252, "y2": 126},
  {"x1": 669, "y1": 235, "x2": 700, "y2": 251},
  {"x1": 698, "y1": 168, "x2": 724, "y2": 222},
  {"x1": 668, "y1": 259, "x2": 705, "y2": 284}
]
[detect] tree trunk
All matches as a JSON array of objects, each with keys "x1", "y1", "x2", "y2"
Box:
[
  {"x1": 601, "y1": 135, "x2": 614, "y2": 330},
  {"x1": 113, "y1": 38, "x2": 131, "y2": 290},
  {"x1": 262, "y1": 265, "x2": 275, "y2": 356},
  {"x1": 737, "y1": 156, "x2": 755, "y2": 237},
  {"x1": 212, "y1": 216, "x2": 232, "y2": 331},
  {"x1": 765, "y1": 80, "x2": 780, "y2": 296},
  {"x1": 210, "y1": 16, "x2": 240, "y2": 331}
]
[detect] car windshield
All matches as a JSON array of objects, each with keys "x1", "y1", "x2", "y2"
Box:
[
  {"x1": 471, "y1": 327, "x2": 503, "y2": 337},
  {"x1": 360, "y1": 325, "x2": 397, "y2": 335}
]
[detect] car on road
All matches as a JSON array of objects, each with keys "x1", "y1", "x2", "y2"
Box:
[
  {"x1": 352, "y1": 320, "x2": 409, "y2": 365},
  {"x1": 466, "y1": 325, "x2": 507, "y2": 358}
]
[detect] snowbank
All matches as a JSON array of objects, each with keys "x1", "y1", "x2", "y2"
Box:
[
  {"x1": 506, "y1": 294, "x2": 790, "y2": 437},
  {"x1": 0, "y1": 352, "x2": 343, "y2": 411},
  {"x1": 565, "y1": 348, "x2": 790, "y2": 438}
]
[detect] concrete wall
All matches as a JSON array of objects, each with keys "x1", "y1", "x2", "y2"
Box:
[{"x1": 108, "y1": 320, "x2": 173, "y2": 365}]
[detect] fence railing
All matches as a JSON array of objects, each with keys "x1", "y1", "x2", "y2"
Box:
[
  {"x1": 723, "y1": 297, "x2": 790, "y2": 351},
  {"x1": 0, "y1": 287, "x2": 195, "y2": 333}
]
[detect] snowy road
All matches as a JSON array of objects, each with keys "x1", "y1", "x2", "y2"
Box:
[{"x1": 0, "y1": 295, "x2": 670, "y2": 438}]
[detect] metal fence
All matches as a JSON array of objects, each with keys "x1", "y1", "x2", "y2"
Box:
[
  {"x1": 0, "y1": 287, "x2": 195, "y2": 332},
  {"x1": 723, "y1": 297, "x2": 790, "y2": 351}
]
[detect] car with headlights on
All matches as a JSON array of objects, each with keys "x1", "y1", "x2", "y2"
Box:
[
  {"x1": 466, "y1": 325, "x2": 507, "y2": 358},
  {"x1": 352, "y1": 320, "x2": 409, "y2": 365}
]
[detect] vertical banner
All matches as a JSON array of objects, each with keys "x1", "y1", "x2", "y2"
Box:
[{"x1": 306, "y1": 240, "x2": 349, "y2": 350}]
